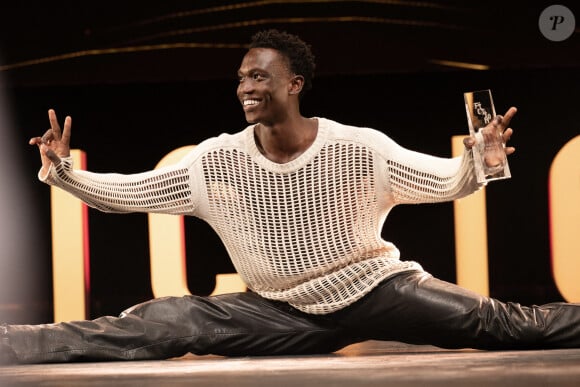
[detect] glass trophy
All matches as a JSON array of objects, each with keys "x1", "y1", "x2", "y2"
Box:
[{"x1": 464, "y1": 89, "x2": 511, "y2": 184}]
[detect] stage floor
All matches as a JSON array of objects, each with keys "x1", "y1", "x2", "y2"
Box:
[{"x1": 2, "y1": 340, "x2": 580, "y2": 386}]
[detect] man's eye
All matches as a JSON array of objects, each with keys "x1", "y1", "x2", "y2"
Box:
[{"x1": 253, "y1": 73, "x2": 264, "y2": 80}]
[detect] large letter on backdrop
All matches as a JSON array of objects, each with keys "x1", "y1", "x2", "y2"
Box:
[
  {"x1": 452, "y1": 136, "x2": 489, "y2": 296},
  {"x1": 147, "y1": 146, "x2": 246, "y2": 298},
  {"x1": 549, "y1": 136, "x2": 580, "y2": 302},
  {"x1": 51, "y1": 150, "x2": 90, "y2": 322}
]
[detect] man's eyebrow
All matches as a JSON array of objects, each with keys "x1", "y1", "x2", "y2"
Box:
[{"x1": 237, "y1": 68, "x2": 267, "y2": 76}]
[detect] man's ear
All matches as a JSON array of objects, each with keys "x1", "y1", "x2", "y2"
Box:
[{"x1": 288, "y1": 75, "x2": 305, "y2": 95}]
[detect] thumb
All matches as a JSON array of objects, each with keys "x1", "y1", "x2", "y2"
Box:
[
  {"x1": 45, "y1": 148, "x2": 62, "y2": 166},
  {"x1": 463, "y1": 137, "x2": 476, "y2": 149}
]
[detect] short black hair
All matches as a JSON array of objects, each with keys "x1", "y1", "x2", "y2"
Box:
[{"x1": 249, "y1": 29, "x2": 316, "y2": 98}]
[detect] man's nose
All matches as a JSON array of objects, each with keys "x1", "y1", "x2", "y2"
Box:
[{"x1": 238, "y1": 79, "x2": 254, "y2": 94}]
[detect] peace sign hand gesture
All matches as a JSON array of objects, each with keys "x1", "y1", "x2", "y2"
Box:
[{"x1": 29, "y1": 109, "x2": 72, "y2": 177}]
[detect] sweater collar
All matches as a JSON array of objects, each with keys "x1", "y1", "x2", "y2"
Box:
[{"x1": 245, "y1": 117, "x2": 328, "y2": 173}]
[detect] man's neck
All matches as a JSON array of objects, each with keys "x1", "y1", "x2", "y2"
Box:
[{"x1": 254, "y1": 116, "x2": 318, "y2": 164}]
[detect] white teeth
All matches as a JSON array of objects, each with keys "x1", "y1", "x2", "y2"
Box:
[{"x1": 243, "y1": 99, "x2": 259, "y2": 106}]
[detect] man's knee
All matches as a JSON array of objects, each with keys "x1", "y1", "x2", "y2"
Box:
[{"x1": 119, "y1": 296, "x2": 185, "y2": 318}]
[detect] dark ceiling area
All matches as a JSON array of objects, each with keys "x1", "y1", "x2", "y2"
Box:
[{"x1": 0, "y1": 0, "x2": 578, "y2": 87}]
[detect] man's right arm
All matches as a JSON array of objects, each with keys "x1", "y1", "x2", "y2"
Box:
[
  {"x1": 42, "y1": 157, "x2": 197, "y2": 215},
  {"x1": 30, "y1": 109, "x2": 198, "y2": 215}
]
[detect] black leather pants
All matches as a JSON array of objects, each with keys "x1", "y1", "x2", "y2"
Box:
[{"x1": 6, "y1": 271, "x2": 580, "y2": 363}]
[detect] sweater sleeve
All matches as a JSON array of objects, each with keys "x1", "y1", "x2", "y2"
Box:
[
  {"x1": 40, "y1": 155, "x2": 197, "y2": 215},
  {"x1": 370, "y1": 130, "x2": 483, "y2": 205}
]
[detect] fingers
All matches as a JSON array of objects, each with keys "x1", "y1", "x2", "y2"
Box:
[
  {"x1": 61, "y1": 115, "x2": 72, "y2": 146},
  {"x1": 29, "y1": 136, "x2": 42, "y2": 146},
  {"x1": 504, "y1": 106, "x2": 517, "y2": 122},
  {"x1": 497, "y1": 107, "x2": 517, "y2": 129},
  {"x1": 487, "y1": 108, "x2": 516, "y2": 143},
  {"x1": 29, "y1": 129, "x2": 53, "y2": 146},
  {"x1": 48, "y1": 109, "x2": 62, "y2": 140},
  {"x1": 502, "y1": 127, "x2": 513, "y2": 143},
  {"x1": 29, "y1": 110, "x2": 69, "y2": 169},
  {"x1": 47, "y1": 109, "x2": 72, "y2": 145},
  {"x1": 41, "y1": 129, "x2": 54, "y2": 144},
  {"x1": 32, "y1": 109, "x2": 71, "y2": 148}
]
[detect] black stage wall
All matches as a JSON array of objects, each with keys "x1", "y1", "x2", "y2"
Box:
[{"x1": 3, "y1": 65, "x2": 579, "y2": 322}]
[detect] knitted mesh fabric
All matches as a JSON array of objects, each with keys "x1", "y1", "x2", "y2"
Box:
[
  {"x1": 42, "y1": 118, "x2": 480, "y2": 314},
  {"x1": 51, "y1": 162, "x2": 193, "y2": 214}
]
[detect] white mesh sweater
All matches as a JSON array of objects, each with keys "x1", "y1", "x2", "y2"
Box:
[{"x1": 42, "y1": 118, "x2": 481, "y2": 314}]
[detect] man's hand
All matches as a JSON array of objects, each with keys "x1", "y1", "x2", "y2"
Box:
[
  {"x1": 29, "y1": 109, "x2": 72, "y2": 177},
  {"x1": 463, "y1": 106, "x2": 517, "y2": 167}
]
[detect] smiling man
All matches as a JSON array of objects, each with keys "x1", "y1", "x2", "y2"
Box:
[
  {"x1": 238, "y1": 39, "x2": 318, "y2": 164},
  {"x1": 3, "y1": 29, "x2": 580, "y2": 364}
]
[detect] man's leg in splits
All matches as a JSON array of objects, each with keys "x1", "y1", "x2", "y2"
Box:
[
  {"x1": 3, "y1": 292, "x2": 350, "y2": 364},
  {"x1": 336, "y1": 270, "x2": 580, "y2": 350}
]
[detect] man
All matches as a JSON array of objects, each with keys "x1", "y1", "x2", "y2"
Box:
[{"x1": 2, "y1": 29, "x2": 580, "y2": 364}]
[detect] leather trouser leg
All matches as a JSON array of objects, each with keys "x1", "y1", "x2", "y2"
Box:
[
  {"x1": 6, "y1": 270, "x2": 580, "y2": 363},
  {"x1": 5, "y1": 292, "x2": 349, "y2": 364},
  {"x1": 335, "y1": 270, "x2": 580, "y2": 350}
]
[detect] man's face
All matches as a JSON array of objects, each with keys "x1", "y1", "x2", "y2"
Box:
[{"x1": 237, "y1": 48, "x2": 294, "y2": 125}]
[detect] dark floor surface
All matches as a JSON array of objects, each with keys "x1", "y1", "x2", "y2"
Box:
[{"x1": 2, "y1": 340, "x2": 580, "y2": 387}]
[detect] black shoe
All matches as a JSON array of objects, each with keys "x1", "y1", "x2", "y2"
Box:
[{"x1": 0, "y1": 324, "x2": 18, "y2": 365}]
